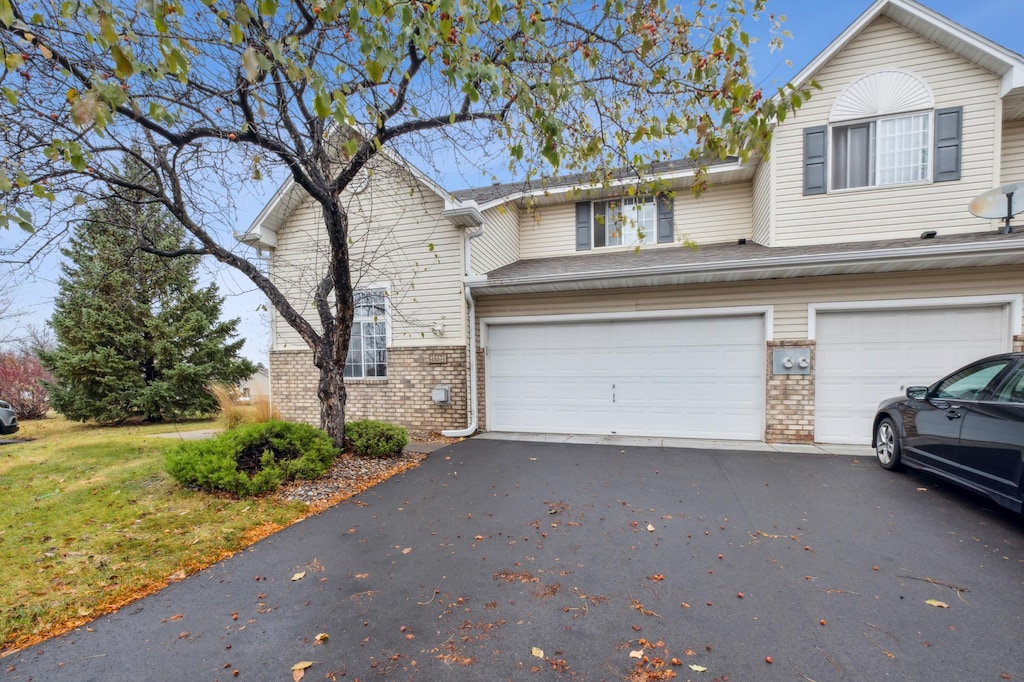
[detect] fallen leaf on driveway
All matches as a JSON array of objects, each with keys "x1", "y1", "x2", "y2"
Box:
[
  {"x1": 925, "y1": 599, "x2": 949, "y2": 608},
  {"x1": 402, "y1": 547, "x2": 413, "y2": 554},
  {"x1": 629, "y1": 650, "x2": 644, "y2": 660},
  {"x1": 689, "y1": 663, "x2": 707, "y2": 672},
  {"x1": 648, "y1": 574, "x2": 664, "y2": 582},
  {"x1": 531, "y1": 646, "x2": 544, "y2": 659},
  {"x1": 314, "y1": 633, "x2": 329, "y2": 645},
  {"x1": 646, "y1": 524, "x2": 656, "y2": 532},
  {"x1": 292, "y1": 571, "x2": 306, "y2": 581},
  {"x1": 292, "y1": 660, "x2": 314, "y2": 680}
]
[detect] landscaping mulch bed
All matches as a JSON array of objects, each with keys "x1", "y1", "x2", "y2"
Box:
[
  {"x1": 275, "y1": 431, "x2": 460, "y2": 510},
  {"x1": 276, "y1": 451, "x2": 427, "y2": 508}
]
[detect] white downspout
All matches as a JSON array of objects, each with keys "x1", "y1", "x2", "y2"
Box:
[{"x1": 442, "y1": 224, "x2": 485, "y2": 437}]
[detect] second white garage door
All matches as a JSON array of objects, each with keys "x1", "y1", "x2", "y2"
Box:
[
  {"x1": 485, "y1": 315, "x2": 765, "y2": 439},
  {"x1": 815, "y1": 305, "x2": 1010, "y2": 445}
]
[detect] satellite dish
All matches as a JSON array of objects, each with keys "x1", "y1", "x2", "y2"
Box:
[{"x1": 969, "y1": 180, "x2": 1024, "y2": 233}]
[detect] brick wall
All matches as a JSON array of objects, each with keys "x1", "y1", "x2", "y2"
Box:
[
  {"x1": 476, "y1": 345, "x2": 487, "y2": 431},
  {"x1": 764, "y1": 340, "x2": 816, "y2": 443},
  {"x1": 1014, "y1": 334, "x2": 1024, "y2": 352},
  {"x1": 269, "y1": 347, "x2": 469, "y2": 432}
]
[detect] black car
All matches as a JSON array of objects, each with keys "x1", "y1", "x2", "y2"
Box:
[{"x1": 872, "y1": 353, "x2": 1024, "y2": 513}]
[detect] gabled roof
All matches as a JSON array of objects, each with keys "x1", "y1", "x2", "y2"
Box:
[
  {"x1": 453, "y1": 156, "x2": 758, "y2": 211},
  {"x1": 240, "y1": 133, "x2": 455, "y2": 249},
  {"x1": 788, "y1": 0, "x2": 1024, "y2": 120}
]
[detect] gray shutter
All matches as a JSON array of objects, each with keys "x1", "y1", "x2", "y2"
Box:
[
  {"x1": 575, "y1": 201, "x2": 591, "y2": 251},
  {"x1": 803, "y1": 125, "x2": 828, "y2": 195},
  {"x1": 656, "y1": 195, "x2": 674, "y2": 244},
  {"x1": 934, "y1": 106, "x2": 962, "y2": 182}
]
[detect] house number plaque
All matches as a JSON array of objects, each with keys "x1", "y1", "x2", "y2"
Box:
[{"x1": 428, "y1": 353, "x2": 447, "y2": 364}]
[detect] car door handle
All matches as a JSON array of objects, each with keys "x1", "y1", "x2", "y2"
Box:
[{"x1": 945, "y1": 409, "x2": 963, "y2": 420}]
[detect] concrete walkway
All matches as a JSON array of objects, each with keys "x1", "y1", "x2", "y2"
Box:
[{"x1": 476, "y1": 430, "x2": 875, "y2": 457}]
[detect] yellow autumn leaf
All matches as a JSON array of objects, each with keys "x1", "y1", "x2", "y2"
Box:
[
  {"x1": 629, "y1": 650, "x2": 644, "y2": 659},
  {"x1": 242, "y1": 46, "x2": 260, "y2": 83},
  {"x1": 314, "y1": 632, "x2": 329, "y2": 644},
  {"x1": 925, "y1": 599, "x2": 949, "y2": 608},
  {"x1": 291, "y1": 661, "x2": 314, "y2": 670},
  {"x1": 646, "y1": 523, "x2": 656, "y2": 532},
  {"x1": 689, "y1": 664, "x2": 707, "y2": 672},
  {"x1": 531, "y1": 646, "x2": 544, "y2": 658},
  {"x1": 292, "y1": 571, "x2": 306, "y2": 581}
]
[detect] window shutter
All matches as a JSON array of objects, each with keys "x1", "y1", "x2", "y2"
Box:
[
  {"x1": 575, "y1": 201, "x2": 591, "y2": 251},
  {"x1": 803, "y1": 125, "x2": 828, "y2": 195},
  {"x1": 656, "y1": 195, "x2": 674, "y2": 243},
  {"x1": 934, "y1": 106, "x2": 962, "y2": 183}
]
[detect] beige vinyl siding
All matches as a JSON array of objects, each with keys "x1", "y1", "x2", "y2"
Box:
[
  {"x1": 476, "y1": 265, "x2": 1024, "y2": 341},
  {"x1": 751, "y1": 157, "x2": 773, "y2": 245},
  {"x1": 680, "y1": 182, "x2": 753, "y2": 245},
  {"x1": 772, "y1": 17, "x2": 1002, "y2": 246},
  {"x1": 270, "y1": 161, "x2": 465, "y2": 351},
  {"x1": 519, "y1": 201, "x2": 576, "y2": 259},
  {"x1": 1001, "y1": 119, "x2": 1024, "y2": 182},
  {"x1": 517, "y1": 182, "x2": 754, "y2": 259},
  {"x1": 473, "y1": 204, "x2": 520, "y2": 274}
]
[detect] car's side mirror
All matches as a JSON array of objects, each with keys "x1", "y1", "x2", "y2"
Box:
[{"x1": 906, "y1": 386, "x2": 928, "y2": 400}]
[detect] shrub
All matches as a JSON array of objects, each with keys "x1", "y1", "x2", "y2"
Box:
[
  {"x1": 345, "y1": 420, "x2": 409, "y2": 458},
  {"x1": 165, "y1": 420, "x2": 339, "y2": 497},
  {"x1": 0, "y1": 352, "x2": 51, "y2": 419}
]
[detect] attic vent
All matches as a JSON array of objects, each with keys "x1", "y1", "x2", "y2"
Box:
[{"x1": 829, "y1": 69, "x2": 934, "y2": 123}]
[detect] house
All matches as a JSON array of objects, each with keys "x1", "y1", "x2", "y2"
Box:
[
  {"x1": 237, "y1": 366, "x2": 270, "y2": 403},
  {"x1": 243, "y1": 0, "x2": 1024, "y2": 446}
]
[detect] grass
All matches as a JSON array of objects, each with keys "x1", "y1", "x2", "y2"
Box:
[{"x1": 0, "y1": 415, "x2": 310, "y2": 654}]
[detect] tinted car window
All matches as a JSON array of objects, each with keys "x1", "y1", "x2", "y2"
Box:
[
  {"x1": 991, "y1": 365, "x2": 1024, "y2": 403},
  {"x1": 933, "y1": 360, "x2": 1011, "y2": 401}
]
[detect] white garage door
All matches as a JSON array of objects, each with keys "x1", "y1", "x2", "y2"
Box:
[
  {"x1": 486, "y1": 315, "x2": 765, "y2": 440},
  {"x1": 815, "y1": 306, "x2": 1009, "y2": 445}
]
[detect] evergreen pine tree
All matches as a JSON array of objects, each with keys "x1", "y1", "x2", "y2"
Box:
[{"x1": 40, "y1": 159, "x2": 256, "y2": 424}]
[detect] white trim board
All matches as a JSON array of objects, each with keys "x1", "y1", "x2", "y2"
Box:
[
  {"x1": 479, "y1": 305, "x2": 774, "y2": 349},
  {"x1": 807, "y1": 294, "x2": 1023, "y2": 341}
]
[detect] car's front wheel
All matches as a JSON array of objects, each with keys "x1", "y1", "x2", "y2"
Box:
[{"x1": 874, "y1": 417, "x2": 903, "y2": 471}]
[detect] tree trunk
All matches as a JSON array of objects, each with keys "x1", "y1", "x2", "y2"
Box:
[
  {"x1": 313, "y1": 197, "x2": 355, "y2": 450},
  {"x1": 316, "y1": 336, "x2": 348, "y2": 448}
]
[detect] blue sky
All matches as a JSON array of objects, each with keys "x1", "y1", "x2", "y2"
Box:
[{"x1": 2, "y1": 0, "x2": 1023, "y2": 363}]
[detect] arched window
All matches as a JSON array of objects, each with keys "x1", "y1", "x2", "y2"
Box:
[{"x1": 803, "y1": 70, "x2": 962, "y2": 195}]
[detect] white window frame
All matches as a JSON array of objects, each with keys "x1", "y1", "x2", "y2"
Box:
[
  {"x1": 830, "y1": 111, "x2": 932, "y2": 191},
  {"x1": 344, "y1": 287, "x2": 391, "y2": 379},
  {"x1": 592, "y1": 196, "x2": 657, "y2": 249}
]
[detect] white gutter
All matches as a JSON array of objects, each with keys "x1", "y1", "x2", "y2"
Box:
[{"x1": 441, "y1": 202, "x2": 486, "y2": 438}]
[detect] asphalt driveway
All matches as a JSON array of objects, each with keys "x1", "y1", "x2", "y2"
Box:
[{"x1": 4, "y1": 438, "x2": 1023, "y2": 681}]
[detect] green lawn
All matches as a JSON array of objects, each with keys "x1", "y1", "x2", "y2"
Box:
[{"x1": 0, "y1": 416, "x2": 309, "y2": 652}]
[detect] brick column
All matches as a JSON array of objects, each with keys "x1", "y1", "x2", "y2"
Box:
[{"x1": 765, "y1": 340, "x2": 816, "y2": 443}]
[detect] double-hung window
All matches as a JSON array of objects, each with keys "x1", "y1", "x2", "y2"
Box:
[
  {"x1": 831, "y1": 113, "x2": 930, "y2": 190},
  {"x1": 593, "y1": 197, "x2": 657, "y2": 248},
  {"x1": 576, "y1": 194, "x2": 674, "y2": 251},
  {"x1": 344, "y1": 288, "x2": 388, "y2": 378}
]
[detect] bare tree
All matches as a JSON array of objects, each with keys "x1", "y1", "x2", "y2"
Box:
[{"x1": 0, "y1": 0, "x2": 810, "y2": 446}]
